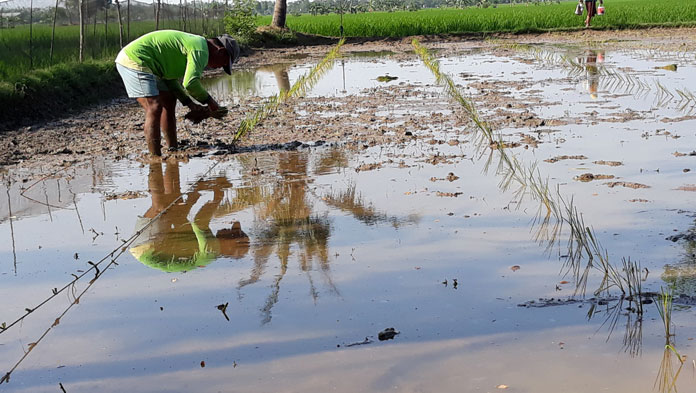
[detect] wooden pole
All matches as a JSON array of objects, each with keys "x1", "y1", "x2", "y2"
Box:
[
  {"x1": 127, "y1": 0, "x2": 130, "y2": 41},
  {"x1": 155, "y1": 0, "x2": 160, "y2": 30},
  {"x1": 79, "y1": 0, "x2": 84, "y2": 61},
  {"x1": 104, "y1": 4, "x2": 108, "y2": 55},
  {"x1": 49, "y1": 0, "x2": 60, "y2": 64},
  {"x1": 115, "y1": 0, "x2": 124, "y2": 48},
  {"x1": 29, "y1": 0, "x2": 34, "y2": 69}
]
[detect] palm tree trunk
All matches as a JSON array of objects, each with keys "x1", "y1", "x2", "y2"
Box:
[{"x1": 271, "y1": 0, "x2": 286, "y2": 28}]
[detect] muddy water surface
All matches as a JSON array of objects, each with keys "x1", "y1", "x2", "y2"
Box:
[{"x1": 2, "y1": 43, "x2": 696, "y2": 392}]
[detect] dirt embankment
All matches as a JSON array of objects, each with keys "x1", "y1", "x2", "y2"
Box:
[{"x1": 2, "y1": 27, "x2": 695, "y2": 178}]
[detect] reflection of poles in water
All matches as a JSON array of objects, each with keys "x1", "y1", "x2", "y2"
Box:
[
  {"x1": 6, "y1": 185, "x2": 17, "y2": 275},
  {"x1": 341, "y1": 59, "x2": 346, "y2": 93}
]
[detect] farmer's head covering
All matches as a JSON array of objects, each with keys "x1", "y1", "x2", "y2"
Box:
[{"x1": 216, "y1": 34, "x2": 240, "y2": 75}]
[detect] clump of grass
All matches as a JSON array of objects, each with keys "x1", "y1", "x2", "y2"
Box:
[
  {"x1": 655, "y1": 287, "x2": 684, "y2": 393},
  {"x1": 0, "y1": 60, "x2": 122, "y2": 127},
  {"x1": 655, "y1": 287, "x2": 675, "y2": 338},
  {"x1": 233, "y1": 38, "x2": 344, "y2": 141}
]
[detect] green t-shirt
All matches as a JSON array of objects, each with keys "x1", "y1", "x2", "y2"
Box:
[{"x1": 123, "y1": 30, "x2": 210, "y2": 103}]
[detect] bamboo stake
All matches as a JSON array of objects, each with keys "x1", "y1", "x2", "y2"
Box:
[{"x1": 49, "y1": 0, "x2": 60, "y2": 64}]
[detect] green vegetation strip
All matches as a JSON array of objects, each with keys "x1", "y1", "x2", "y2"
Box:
[
  {"x1": 0, "y1": 60, "x2": 122, "y2": 128},
  {"x1": 260, "y1": 0, "x2": 696, "y2": 37},
  {"x1": 233, "y1": 38, "x2": 345, "y2": 141}
]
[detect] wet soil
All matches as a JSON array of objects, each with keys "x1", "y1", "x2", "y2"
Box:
[
  {"x1": 3, "y1": 27, "x2": 696, "y2": 392},
  {"x1": 3, "y1": 27, "x2": 696, "y2": 180}
]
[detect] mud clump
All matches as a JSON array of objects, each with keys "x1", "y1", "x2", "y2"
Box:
[
  {"x1": 490, "y1": 141, "x2": 521, "y2": 150},
  {"x1": 355, "y1": 163, "x2": 382, "y2": 172},
  {"x1": 606, "y1": 181, "x2": 650, "y2": 189},
  {"x1": 666, "y1": 231, "x2": 696, "y2": 242},
  {"x1": 544, "y1": 155, "x2": 588, "y2": 163},
  {"x1": 675, "y1": 184, "x2": 696, "y2": 192},
  {"x1": 436, "y1": 191, "x2": 463, "y2": 197},
  {"x1": 105, "y1": 191, "x2": 148, "y2": 200},
  {"x1": 574, "y1": 173, "x2": 615, "y2": 182},
  {"x1": 430, "y1": 172, "x2": 459, "y2": 182},
  {"x1": 593, "y1": 160, "x2": 623, "y2": 167}
]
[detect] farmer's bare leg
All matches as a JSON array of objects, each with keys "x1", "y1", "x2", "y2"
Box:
[
  {"x1": 585, "y1": 1, "x2": 595, "y2": 27},
  {"x1": 160, "y1": 91, "x2": 178, "y2": 150},
  {"x1": 137, "y1": 96, "x2": 164, "y2": 156}
]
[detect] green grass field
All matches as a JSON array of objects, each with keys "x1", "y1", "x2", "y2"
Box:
[
  {"x1": 2, "y1": 0, "x2": 695, "y2": 80},
  {"x1": 257, "y1": 0, "x2": 696, "y2": 37},
  {"x1": 0, "y1": 19, "x2": 223, "y2": 80},
  {"x1": 1, "y1": 0, "x2": 695, "y2": 125}
]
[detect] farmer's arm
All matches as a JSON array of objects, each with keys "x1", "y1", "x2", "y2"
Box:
[
  {"x1": 182, "y1": 50, "x2": 220, "y2": 111},
  {"x1": 162, "y1": 79, "x2": 194, "y2": 106}
]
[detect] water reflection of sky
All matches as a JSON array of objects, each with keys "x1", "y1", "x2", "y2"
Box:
[{"x1": 2, "y1": 45, "x2": 696, "y2": 392}]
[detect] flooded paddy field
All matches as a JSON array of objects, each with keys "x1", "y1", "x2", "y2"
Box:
[{"x1": 2, "y1": 31, "x2": 696, "y2": 392}]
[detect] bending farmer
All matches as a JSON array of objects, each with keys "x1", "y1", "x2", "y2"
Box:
[{"x1": 115, "y1": 30, "x2": 240, "y2": 156}]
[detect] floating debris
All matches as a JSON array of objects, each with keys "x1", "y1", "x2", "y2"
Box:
[
  {"x1": 343, "y1": 337, "x2": 373, "y2": 347},
  {"x1": 216, "y1": 302, "x2": 230, "y2": 321},
  {"x1": 378, "y1": 327, "x2": 399, "y2": 341},
  {"x1": 376, "y1": 75, "x2": 398, "y2": 82},
  {"x1": 655, "y1": 64, "x2": 678, "y2": 72}
]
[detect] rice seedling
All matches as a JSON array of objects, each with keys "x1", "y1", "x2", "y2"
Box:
[
  {"x1": 654, "y1": 286, "x2": 684, "y2": 393},
  {"x1": 655, "y1": 287, "x2": 675, "y2": 339},
  {"x1": 413, "y1": 39, "x2": 652, "y2": 303},
  {"x1": 233, "y1": 38, "x2": 344, "y2": 141}
]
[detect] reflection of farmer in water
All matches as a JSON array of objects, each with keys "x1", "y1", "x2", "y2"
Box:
[
  {"x1": 129, "y1": 161, "x2": 249, "y2": 272},
  {"x1": 580, "y1": 49, "x2": 604, "y2": 99}
]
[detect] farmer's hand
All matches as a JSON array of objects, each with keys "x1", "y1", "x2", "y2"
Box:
[
  {"x1": 211, "y1": 106, "x2": 228, "y2": 119},
  {"x1": 206, "y1": 96, "x2": 220, "y2": 113},
  {"x1": 187, "y1": 102, "x2": 209, "y2": 113},
  {"x1": 184, "y1": 102, "x2": 212, "y2": 124}
]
